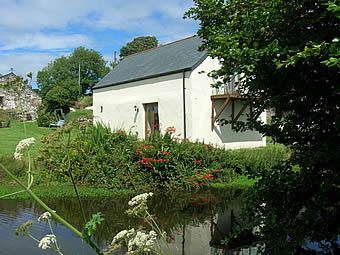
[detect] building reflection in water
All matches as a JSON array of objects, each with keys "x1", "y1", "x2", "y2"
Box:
[{"x1": 159, "y1": 199, "x2": 261, "y2": 255}]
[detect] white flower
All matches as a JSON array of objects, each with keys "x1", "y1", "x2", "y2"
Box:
[
  {"x1": 14, "y1": 137, "x2": 35, "y2": 160},
  {"x1": 127, "y1": 230, "x2": 157, "y2": 254},
  {"x1": 111, "y1": 228, "x2": 135, "y2": 245},
  {"x1": 14, "y1": 152, "x2": 22, "y2": 160},
  {"x1": 38, "y1": 211, "x2": 55, "y2": 222},
  {"x1": 128, "y1": 192, "x2": 153, "y2": 206},
  {"x1": 38, "y1": 234, "x2": 56, "y2": 250}
]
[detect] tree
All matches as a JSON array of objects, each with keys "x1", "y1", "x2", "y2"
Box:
[
  {"x1": 119, "y1": 36, "x2": 158, "y2": 58},
  {"x1": 44, "y1": 79, "x2": 78, "y2": 113},
  {"x1": 69, "y1": 47, "x2": 110, "y2": 94},
  {"x1": 186, "y1": 0, "x2": 339, "y2": 253},
  {"x1": 37, "y1": 47, "x2": 110, "y2": 97}
]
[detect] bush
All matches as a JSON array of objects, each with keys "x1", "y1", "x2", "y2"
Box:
[
  {"x1": 36, "y1": 106, "x2": 56, "y2": 127},
  {"x1": 0, "y1": 110, "x2": 11, "y2": 127},
  {"x1": 38, "y1": 124, "x2": 290, "y2": 191},
  {"x1": 0, "y1": 155, "x2": 27, "y2": 179},
  {"x1": 75, "y1": 96, "x2": 92, "y2": 109}
]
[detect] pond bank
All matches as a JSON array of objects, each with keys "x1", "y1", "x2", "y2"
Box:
[{"x1": 0, "y1": 175, "x2": 255, "y2": 200}]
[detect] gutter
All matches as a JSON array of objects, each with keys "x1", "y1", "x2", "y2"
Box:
[{"x1": 182, "y1": 71, "x2": 187, "y2": 139}]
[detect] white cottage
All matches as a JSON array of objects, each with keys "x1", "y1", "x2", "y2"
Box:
[{"x1": 93, "y1": 36, "x2": 266, "y2": 149}]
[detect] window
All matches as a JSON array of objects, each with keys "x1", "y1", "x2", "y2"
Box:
[
  {"x1": 226, "y1": 74, "x2": 240, "y2": 94},
  {"x1": 144, "y1": 103, "x2": 159, "y2": 136}
]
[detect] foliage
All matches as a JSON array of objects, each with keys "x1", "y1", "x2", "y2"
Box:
[
  {"x1": 38, "y1": 123, "x2": 288, "y2": 191},
  {"x1": 0, "y1": 110, "x2": 11, "y2": 126},
  {"x1": 83, "y1": 212, "x2": 105, "y2": 241},
  {"x1": 37, "y1": 47, "x2": 110, "y2": 97},
  {"x1": 119, "y1": 36, "x2": 158, "y2": 58},
  {"x1": 186, "y1": 0, "x2": 340, "y2": 253},
  {"x1": 0, "y1": 154, "x2": 27, "y2": 179},
  {"x1": 74, "y1": 96, "x2": 93, "y2": 109},
  {"x1": 44, "y1": 81, "x2": 78, "y2": 113},
  {"x1": 36, "y1": 106, "x2": 56, "y2": 127}
]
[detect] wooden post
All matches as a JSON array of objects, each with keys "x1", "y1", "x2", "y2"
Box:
[{"x1": 211, "y1": 98, "x2": 215, "y2": 130}]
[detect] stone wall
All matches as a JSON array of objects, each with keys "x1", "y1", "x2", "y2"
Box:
[{"x1": 0, "y1": 72, "x2": 42, "y2": 121}]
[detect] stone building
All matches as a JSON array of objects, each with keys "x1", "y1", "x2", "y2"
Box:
[{"x1": 0, "y1": 72, "x2": 42, "y2": 121}]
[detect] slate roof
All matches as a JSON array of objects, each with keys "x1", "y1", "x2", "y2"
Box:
[{"x1": 94, "y1": 36, "x2": 207, "y2": 89}]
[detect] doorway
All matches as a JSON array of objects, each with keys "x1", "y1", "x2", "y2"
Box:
[{"x1": 144, "y1": 103, "x2": 159, "y2": 136}]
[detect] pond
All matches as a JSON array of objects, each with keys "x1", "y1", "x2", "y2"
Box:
[{"x1": 0, "y1": 188, "x2": 260, "y2": 255}]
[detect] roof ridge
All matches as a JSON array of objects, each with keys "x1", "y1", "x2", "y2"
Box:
[
  {"x1": 0, "y1": 72, "x2": 16, "y2": 77},
  {"x1": 125, "y1": 35, "x2": 197, "y2": 58}
]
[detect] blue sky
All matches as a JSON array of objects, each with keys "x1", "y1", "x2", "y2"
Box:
[{"x1": 0, "y1": 0, "x2": 199, "y2": 88}]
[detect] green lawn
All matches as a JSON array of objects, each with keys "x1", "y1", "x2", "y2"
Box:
[{"x1": 0, "y1": 120, "x2": 52, "y2": 156}]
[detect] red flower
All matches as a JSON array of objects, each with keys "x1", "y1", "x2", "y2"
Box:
[
  {"x1": 118, "y1": 130, "x2": 125, "y2": 134},
  {"x1": 177, "y1": 133, "x2": 181, "y2": 136},
  {"x1": 165, "y1": 126, "x2": 176, "y2": 134},
  {"x1": 163, "y1": 159, "x2": 169, "y2": 162},
  {"x1": 204, "y1": 144, "x2": 209, "y2": 149},
  {"x1": 143, "y1": 157, "x2": 152, "y2": 163},
  {"x1": 144, "y1": 164, "x2": 153, "y2": 168},
  {"x1": 194, "y1": 160, "x2": 202, "y2": 164},
  {"x1": 146, "y1": 130, "x2": 151, "y2": 135},
  {"x1": 202, "y1": 198, "x2": 210, "y2": 203},
  {"x1": 214, "y1": 169, "x2": 221, "y2": 172},
  {"x1": 192, "y1": 183, "x2": 198, "y2": 186}
]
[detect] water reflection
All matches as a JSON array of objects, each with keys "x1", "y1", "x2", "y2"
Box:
[{"x1": 0, "y1": 188, "x2": 260, "y2": 254}]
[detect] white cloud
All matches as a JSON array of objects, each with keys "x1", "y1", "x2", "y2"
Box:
[
  {"x1": 86, "y1": 0, "x2": 197, "y2": 35},
  {"x1": 0, "y1": 0, "x2": 197, "y2": 37},
  {"x1": 0, "y1": 32, "x2": 94, "y2": 51},
  {"x1": 0, "y1": 52, "x2": 62, "y2": 88},
  {"x1": 0, "y1": 0, "x2": 92, "y2": 31},
  {"x1": 0, "y1": 0, "x2": 199, "y2": 85}
]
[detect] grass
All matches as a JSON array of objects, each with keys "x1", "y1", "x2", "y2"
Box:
[
  {"x1": 66, "y1": 109, "x2": 93, "y2": 123},
  {"x1": 0, "y1": 120, "x2": 52, "y2": 156},
  {"x1": 0, "y1": 183, "x2": 132, "y2": 200},
  {"x1": 1, "y1": 176, "x2": 257, "y2": 200},
  {"x1": 211, "y1": 175, "x2": 258, "y2": 189}
]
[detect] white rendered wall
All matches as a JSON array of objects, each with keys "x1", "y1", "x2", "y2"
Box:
[
  {"x1": 93, "y1": 57, "x2": 266, "y2": 149},
  {"x1": 188, "y1": 57, "x2": 266, "y2": 149},
  {"x1": 93, "y1": 73, "x2": 186, "y2": 139}
]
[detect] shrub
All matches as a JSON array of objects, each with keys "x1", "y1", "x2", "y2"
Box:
[
  {"x1": 0, "y1": 155, "x2": 27, "y2": 178},
  {"x1": 0, "y1": 110, "x2": 11, "y2": 127},
  {"x1": 38, "y1": 123, "x2": 290, "y2": 190},
  {"x1": 36, "y1": 106, "x2": 56, "y2": 127},
  {"x1": 75, "y1": 96, "x2": 92, "y2": 109}
]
